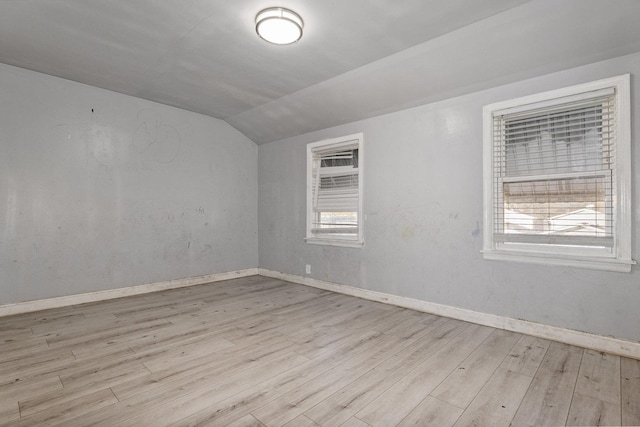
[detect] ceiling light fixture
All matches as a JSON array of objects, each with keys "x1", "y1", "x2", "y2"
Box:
[{"x1": 255, "y1": 7, "x2": 303, "y2": 45}]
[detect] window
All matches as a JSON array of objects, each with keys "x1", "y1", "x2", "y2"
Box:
[
  {"x1": 306, "y1": 133, "x2": 364, "y2": 247},
  {"x1": 483, "y1": 75, "x2": 633, "y2": 272}
]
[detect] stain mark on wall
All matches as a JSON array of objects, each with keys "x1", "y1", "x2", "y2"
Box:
[
  {"x1": 472, "y1": 221, "x2": 481, "y2": 237},
  {"x1": 400, "y1": 226, "x2": 415, "y2": 239}
]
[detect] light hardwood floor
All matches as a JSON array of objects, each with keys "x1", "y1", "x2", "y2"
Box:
[{"x1": 0, "y1": 275, "x2": 638, "y2": 426}]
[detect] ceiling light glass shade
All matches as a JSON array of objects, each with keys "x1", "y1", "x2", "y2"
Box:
[{"x1": 255, "y1": 7, "x2": 303, "y2": 45}]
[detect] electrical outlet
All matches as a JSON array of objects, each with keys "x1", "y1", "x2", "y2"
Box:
[{"x1": 305, "y1": 264, "x2": 311, "y2": 274}]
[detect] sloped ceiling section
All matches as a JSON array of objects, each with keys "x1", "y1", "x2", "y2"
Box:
[
  {"x1": 1, "y1": 0, "x2": 639, "y2": 144},
  {"x1": 0, "y1": 0, "x2": 528, "y2": 118},
  {"x1": 228, "y1": 0, "x2": 640, "y2": 143}
]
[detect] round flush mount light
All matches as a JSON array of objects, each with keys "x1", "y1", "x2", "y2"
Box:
[{"x1": 255, "y1": 7, "x2": 303, "y2": 45}]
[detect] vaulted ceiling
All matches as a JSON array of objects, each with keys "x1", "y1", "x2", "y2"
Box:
[{"x1": 1, "y1": 0, "x2": 639, "y2": 144}]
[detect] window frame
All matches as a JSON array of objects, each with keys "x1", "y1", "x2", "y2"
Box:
[
  {"x1": 482, "y1": 75, "x2": 634, "y2": 272},
  {"x1": 306, "y1": 133, "x2": 364, "y2": 248}
]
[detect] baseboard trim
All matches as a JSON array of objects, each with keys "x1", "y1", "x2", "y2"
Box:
[
  {"x1": 258, "y1": 268, "x2": 640, "y2": 360},
  {"x1": 4, "y1": 267, "x2": 637, "y2": 359},
  {"x1": 0, "y1": 268, "x2": 259, "y2": 317}
]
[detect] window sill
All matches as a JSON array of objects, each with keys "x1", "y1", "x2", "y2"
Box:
[
  {"x1": 482, "y1": 250, "x2": 635, "y2": 273},
  {"x1": 305, "y1": 237, "x2": 364, "y2": 248}
]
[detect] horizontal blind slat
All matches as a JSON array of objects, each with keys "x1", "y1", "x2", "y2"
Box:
[
  {"x1": 494, "y1": 233, "x2": 614, "y2": 247},
  {"x1": 494, "y1": 88, "x2": 614, "y2": 117}
]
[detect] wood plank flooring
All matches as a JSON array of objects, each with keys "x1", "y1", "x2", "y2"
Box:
[{"x1": 0, "y1": 275, "x2": 638, "y2": 426}]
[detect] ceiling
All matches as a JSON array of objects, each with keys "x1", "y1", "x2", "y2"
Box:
[{"x1": 1, "y1": 0, "x2": 640, "y2": 144}]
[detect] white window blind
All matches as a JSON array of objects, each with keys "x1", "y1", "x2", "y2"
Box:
[
  {"x1": 311, "y1": 144, "x2": 359, "y2": 235},
  {"x1": 493, "y1": 93, "x2": 615, "y2": 247},
  {"x1": 306, "y1": 134, "x2": 363, "y2": 246},
  {"x1": 312, "y1": 146, "x2": 359, "y2": 211}
]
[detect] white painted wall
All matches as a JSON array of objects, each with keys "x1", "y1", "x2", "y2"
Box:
[
  {"x1": 0, "y1": 64, "x2": 258, "y2": 304},
  {"x1": 258, "y1": 52, "x2": 640, "y2": 342}
]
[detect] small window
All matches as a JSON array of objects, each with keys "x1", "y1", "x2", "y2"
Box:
[
  {"x1": 483, "y1": 75, "x2": 634, "y2": 272},
  {"x1": 306, "y1": 133, "x2": 364, "y2": 247}
]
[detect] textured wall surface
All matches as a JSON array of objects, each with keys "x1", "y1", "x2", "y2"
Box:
[
  {"x1": 258, "y1": 52, "x2": 640, "y2": 342},
  {"x1": 0, "y1": 64, "x2": 258, "y2": 304}
]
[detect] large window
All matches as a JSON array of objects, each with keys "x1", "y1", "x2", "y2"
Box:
[
  {"x1": 483, "y1": 75, "x2": 633, "y2": 272},
  {"x1": 306, "y1": 133, "x2": 364, "y2": 247}
]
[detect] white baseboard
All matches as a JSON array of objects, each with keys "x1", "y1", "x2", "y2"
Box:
[
  {"x1": 0, "y1": 268, "x2": 259, "y2": 317},
  {"x1": 258, "y1": 268, "x2": 640, "y2": 360},
  {"x1": 4, "y1": 267, "x2": 638, "y2": 360}
]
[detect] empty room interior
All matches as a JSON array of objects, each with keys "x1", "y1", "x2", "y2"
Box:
[{"x1": 1, "y1": 1, "x2": 640, "y2": 426}]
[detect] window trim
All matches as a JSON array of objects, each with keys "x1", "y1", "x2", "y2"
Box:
[
  {"x1": 306, "y1": 133, "x2": 364, "y2": 248},
  {"x1": 482, "y1": 75, "x2": 634, "y2": 272}
]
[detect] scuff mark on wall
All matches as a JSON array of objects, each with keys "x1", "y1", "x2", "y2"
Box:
[{"x1": 471, "y1": 221, "x2": 481, "y2": 237}]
